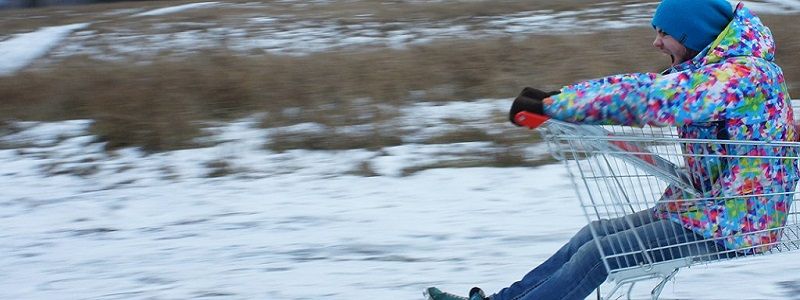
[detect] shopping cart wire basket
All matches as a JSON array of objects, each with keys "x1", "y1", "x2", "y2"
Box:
[{"x1": 514, "y1": 111, "x2": 800, "y2": 300}]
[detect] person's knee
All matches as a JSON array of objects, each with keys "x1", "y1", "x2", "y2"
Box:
[
  {"x1": 574, "y1": 242, "x2": 610, "y2": 276},
  {"x1": 588, "y1": 219, "x2": 612, "y2": 236},
  {"x1": 595, "y1": 235, "x2": 645, "y2": 271},
  {"x1": 575, "y1": 239, "x2": 603, "y2": 261}
]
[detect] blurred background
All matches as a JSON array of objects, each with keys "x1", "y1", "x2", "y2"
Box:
[
  {"x1": 1, "y1": 0, "x2": 799, "y2": 153},
  {"x1": 2, "y1": 1, "x2": 800, "y2": 299}
]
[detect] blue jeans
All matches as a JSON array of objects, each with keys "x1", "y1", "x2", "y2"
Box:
[{"x1": 490, "y1": 209, "x2": 724, "y2": 300}]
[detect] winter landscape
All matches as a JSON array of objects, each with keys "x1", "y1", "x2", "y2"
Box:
[{"x1": 3, "y1": 0, "x2": 800, "y2": 299}]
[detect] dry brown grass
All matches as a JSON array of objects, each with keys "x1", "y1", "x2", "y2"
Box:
[
  {"x1": 0, "y1": 0, "x2": 194, "y2": 35},
  {"x1": 266, "y1": 128, "x2": 404, "y2": 152},
  {"x1": 5, "y1": 7, "x2": 800, "y2": 154},
  {"x1": 126, "y1": 0, "x2": 653, "y2": 25},
  {"x1": 761, "y1": 14, "x2": 800, "y2": 94},
  {"x1": 0, "y1": 55, "x2": 209, "y2": 151},
  {"x1": 241, "y1": 0, "x2": 602, "y2": 22},
  {"x1": 0, "y1": 0, "x2": 655, "y2": 37},
  {"x1": 0, "y1": 29, "x2": 666, "y2": 151},
  {"x1": 400, "y1": 149, "x2": 557, "y2": 176}
]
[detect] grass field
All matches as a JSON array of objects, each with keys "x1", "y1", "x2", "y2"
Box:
[{"x1": 1, "y1": 0, "x2": 798, "y2": 154}]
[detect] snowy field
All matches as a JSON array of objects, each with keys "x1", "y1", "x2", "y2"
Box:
[
  {"x1": 4, "y1": 1, "x2": 800, "y2": 300},
  {"x1": 5, "y1": 103, "x2": 800, "y2": 300},
  {"x1": 0, "y1": 100, "x2": 800, "y2": 299},
  {"x1": 1, "y1": 0, "x2": 798, "y2": 66}
]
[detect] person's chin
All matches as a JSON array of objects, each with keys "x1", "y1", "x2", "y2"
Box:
[
  {"x1": 659, "y1": 52, "x2": 677, "y2": 66},
  {"x1": 668, "y1": 54, "x2": 680, "y2": 66}
]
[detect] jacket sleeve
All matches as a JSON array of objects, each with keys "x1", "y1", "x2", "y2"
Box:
[{"x1": 544, "y1": 62, "x2": 751, "y2": 127}]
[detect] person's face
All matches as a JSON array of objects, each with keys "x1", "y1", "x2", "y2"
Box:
[{"x1": 652, "y1": 28, "x2": 689, "y2": 66}]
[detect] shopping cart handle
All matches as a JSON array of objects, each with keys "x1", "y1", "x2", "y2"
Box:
[{"x1": 514, "y1": 111, "x2": 550, "y2": 129}]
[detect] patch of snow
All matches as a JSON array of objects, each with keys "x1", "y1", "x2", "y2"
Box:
[
  {"x1": 0, "y1": 23, "x2": 89, "y2": 76},
  {"x1": 249, "y1": 17, "x2": 277, "y2": 24},
  {"x1": 131, "y1": 2, "x2": 219, "y2": 17}
]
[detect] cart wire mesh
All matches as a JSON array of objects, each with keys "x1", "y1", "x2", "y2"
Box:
[{"x1": 538, "y1": 121, "x2": 800, "y2": 300}]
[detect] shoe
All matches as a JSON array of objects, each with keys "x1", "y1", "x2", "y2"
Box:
[{"x1": 424, "y1": 287, "x2": 488, "y2": 300}]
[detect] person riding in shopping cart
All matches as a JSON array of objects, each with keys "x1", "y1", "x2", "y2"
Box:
[{"x1": 426, "y1": 0, "x2": 799, "y2": 300}]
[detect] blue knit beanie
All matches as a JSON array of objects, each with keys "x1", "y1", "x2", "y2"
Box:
[{"x1": 651, "y1": 0, "x2": 734, "y2": 51}]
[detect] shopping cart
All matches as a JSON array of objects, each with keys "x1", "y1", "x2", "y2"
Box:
[{"x1": 514, "y1": 111, "x2": 800, "y2": 300}]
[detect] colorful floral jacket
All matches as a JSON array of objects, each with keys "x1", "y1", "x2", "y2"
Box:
[{"x1": 543, "y1": 3, "x2": 798, "y2": 252}]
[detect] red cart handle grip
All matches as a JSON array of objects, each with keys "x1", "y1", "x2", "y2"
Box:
[{"x1": 514, "y1": 111, "x2": 550, "y2": 129}]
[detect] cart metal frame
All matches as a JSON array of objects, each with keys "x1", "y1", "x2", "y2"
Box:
[{"x1": 529, "y1": 116, "x2": 800, "y2": 300}]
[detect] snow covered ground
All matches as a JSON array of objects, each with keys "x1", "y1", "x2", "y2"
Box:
[
  {"x1": 3, "y1": 103, "x2": 800, "y2": 300},
  {"x1": 3, "y1": 0, "x2": 800, "y2": 74},
  {"x1": 4, "y1": 1, "x2": 800, "y2": 300},
  {"x1": 19, "y1": 0, "x2": 800, "y2": 67},
  {"x1": 26, "y1": 1, "x2": 662, "y2": 64}
]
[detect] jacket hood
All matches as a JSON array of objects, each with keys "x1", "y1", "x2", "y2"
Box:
[{"x1": 699, "y1": 2, "x2": 776, "y2": 65}]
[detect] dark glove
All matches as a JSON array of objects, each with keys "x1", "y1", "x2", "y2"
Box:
[{"x1": 509, "y1": 87, "x2": 560, "y2": 126}]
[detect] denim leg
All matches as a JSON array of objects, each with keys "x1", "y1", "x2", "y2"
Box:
[
  {"x1": 490, "y1": 210, "x2": 658, "y2": 300},
  {"x1": 504, "y1": 218, "x2": 719, "y2": 300}
]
